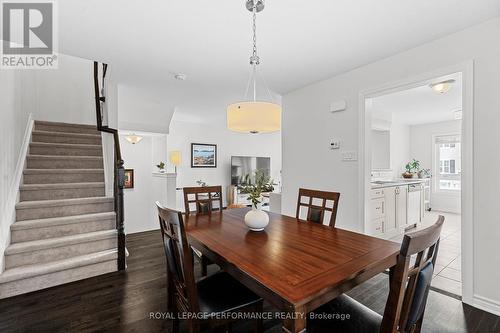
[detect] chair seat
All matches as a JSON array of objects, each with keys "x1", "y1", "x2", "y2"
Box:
[
  {"x1": 307, "y1": 294, "x2": 382, "y2": 333},
  {"x1": 197, "y1": 272, "x2": 262, "y2": 315}
]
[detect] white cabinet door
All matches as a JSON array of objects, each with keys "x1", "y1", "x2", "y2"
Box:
[
  {"x1": 371, "y1": 198, "x2": 385, "y2": 220},
  {"x1": 407, "y1": 192, "x2": 420, "y2": 225},
  {"x1": 407, "y1": 184, "x2": 422, "y2": 225},
  {"x1": 367, "y1": 217, "x2": 385, "y2": 236},
  {"x1": 384, "y1": 187, "x2": 397, "y2": 234},
  {"x1": 395, "y1": 186, "x2": 408, "y2": 230}
]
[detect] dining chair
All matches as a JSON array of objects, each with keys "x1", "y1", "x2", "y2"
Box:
[
  {"x1": 296, "y1": 188, "x2": 340, "y2": 227},
  {"x1": 183, "y1": 185, "x2": 223, "y2": 276},
  {"x1": 307, "y1": 215, "x2": 445, "y2": 333},
  {"x1": 183, "y1": 186, "x2": 223, "y2": 215},
  {"x1": 156, "y1": 202, "x2": 263, "y2": 333}
]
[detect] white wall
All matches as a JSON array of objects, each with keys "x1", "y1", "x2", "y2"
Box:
[
  {"x1": 167, "y1": 120, "x2": 282, "y2": 209},
  {"x1": 410, "y1": 120, "x2": 462, "y2": 213},
  {"x1": 118, "y1": 85, "x2": 175, "y2": 134},
  {"x1": 390, "y1": 122, "x2": 411, "y2": 178},
  {"x1": 29, "y1": 53, "x2": 96, "y2": 125},
  {"x1": 371, "y1": 130, "x2": 390, "y2": 169},
  {"x1": 0, "y1": 70, "x2": 37, "y2": 272},
  {"x1": 120, "y1": 135, "x2": 169, "y2": 234},
  {"x1": 282, "y1": 18, "x2": 500, "y2": 309}
]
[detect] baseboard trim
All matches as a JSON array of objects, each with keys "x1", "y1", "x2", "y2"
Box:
[
  {"x1": 0, "y1": 113, "x2": 34, "y2": 273},
  {"x1": 472, "y1": 294, "x2": 500, "y2": 316}
]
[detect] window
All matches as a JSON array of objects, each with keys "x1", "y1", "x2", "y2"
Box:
[
  {"x1": 439, "y1": 159, "x2": 456, "y2": 174},
  {"x1": 435, "y1": 134, "x2": 461, "y2": 191}
]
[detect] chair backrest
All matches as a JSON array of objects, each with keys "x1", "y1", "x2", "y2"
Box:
[
  {"x1": 380, "y1": 215, "x2": 445, "y2": 333},
  {"x1": 183, "y1": 186, "x2": 223, "y2": 215},
  {"x1": 156, "y1": 202, "x2": 199, "y2": 313},
  {"x1": 296, "y1": 188, "x2": 340, "y2": 227}
]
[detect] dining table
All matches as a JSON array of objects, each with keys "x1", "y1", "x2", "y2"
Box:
[{"x1": 184, "y1": 207, "x2": 401, "y2": 333}]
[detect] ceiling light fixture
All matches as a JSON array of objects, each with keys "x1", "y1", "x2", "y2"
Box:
[
  {"x1": 429, "y1": 79, "x2": 455, "y2": 94},
  {"x1": 227, "y1": 0, "x2": 281, "y2": 134},
  {"x1": 125, "y1": 134, "x2": 143, "y2": 144}
]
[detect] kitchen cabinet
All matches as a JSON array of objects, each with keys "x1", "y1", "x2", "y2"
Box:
[
  {"x1": 407, "y1": 183, "x2": 422, "y2": 226},
  {"x1": 384, "y1": 186, "x2": 397, "y2": 234},
  {"x1": 368, "y1": 189, "x2": 385, "y2": 236},
  {"x1": 396, "y1": 185, "x2": 409, "y2": 230},
  {"x1": 368, "y1": 181, "x2": 424, "y2": 238}
]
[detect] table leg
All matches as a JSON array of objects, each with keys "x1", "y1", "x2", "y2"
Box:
[{"x1": 282, "y1": 305, "x2": 306, "y2": 333}]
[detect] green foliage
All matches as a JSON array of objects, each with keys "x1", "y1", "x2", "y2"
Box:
[
  {"x1": 238, "y1": 170, "x2": 275, "y2": 208},
  {"x1": 156, "y1": 161, "x2": 166, "y2": 170},
  {"x1": 196, "y1": 180, "x2": 207, "y2": 187},
  {"x1": 405, "y1": 159, "x2": 421, "y2": 173}
]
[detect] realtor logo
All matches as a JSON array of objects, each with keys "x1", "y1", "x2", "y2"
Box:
[{"x1": 1, "y1": 1, "x2": 58, "y2": 69}]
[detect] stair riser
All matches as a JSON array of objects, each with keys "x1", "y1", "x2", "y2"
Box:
[
  {"x1": 16, "y1": 201, "x2": 114, "y2": 221},
  {"x1": 35, "y1": 123, "x2": 100, "y2": 135},
  {"x1": 6, "y1": 238, "x2": 117, "y2": 269},
  {"x1": 0, "y1": 260, "x2": 117, "y2": 299},
  {"x1": 20, "y1": 186, "x2": 105, "y2": 201},
  {"x1": 27, "y1": 157, "x2": 103, "y2": 169},
  {"x1": 32, "y1": 132, "x2": 101, "y2": 145},
  {"x1": 30, "y1": 145, "x2": 102, "y2": 157},
  {"x1": 11, "y1": 219, "x2": 116, "y2": 243},
  {"x1": 23, "y1": 172, "x2": 104, "y2": 184}
]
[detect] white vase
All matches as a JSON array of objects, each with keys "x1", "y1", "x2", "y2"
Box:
[{"x1": 244, "y1": 207, "x2": 269, "y2": 231}]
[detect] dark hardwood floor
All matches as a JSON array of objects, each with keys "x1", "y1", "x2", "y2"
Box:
[{"x1": 0, "y1": 230, "x2": 498, "y2": 332}]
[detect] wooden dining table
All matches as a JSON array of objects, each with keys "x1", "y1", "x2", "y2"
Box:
[{"x1": 184, "y1": 208, "x2": 400, "y2": 333}]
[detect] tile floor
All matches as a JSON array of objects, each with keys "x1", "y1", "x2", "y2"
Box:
[{"x1": 391, "y1": 211, "x2": 462, "y2": 296}]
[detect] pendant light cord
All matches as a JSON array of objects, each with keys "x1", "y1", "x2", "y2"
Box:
[
  {"x1": 251, "y1": 2, "x2": 259, "y2": 102},
  {"x1": 243, "y1": 0, "x2": 274, "y2": 103},
  {"x1": 251, "y1": 2, "x2": 258, "y2": 64}
]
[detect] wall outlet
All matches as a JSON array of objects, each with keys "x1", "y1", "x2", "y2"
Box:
[
  {"x1": 330, "y1": 140, "x2": 340, "y2": 150},
  {"x1": 342, "y1": 151, "x2": 357, "y2": 161}
]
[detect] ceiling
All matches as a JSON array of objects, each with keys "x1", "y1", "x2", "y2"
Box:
[
  {"x1": 56, "y1": 0, "x2": 500, "y2": 124},
  {"x1": 370, "y1": 73, "x2": 462, "y2": 125}
]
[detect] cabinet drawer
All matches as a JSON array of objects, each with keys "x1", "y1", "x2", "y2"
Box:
[
  {"x1": 368, "y1": 218, "x2": 384, "y2": 235},
  {"x1": 371, "y1": 188, "x2": 385, "y2": 199},
  {"x1": 371, "y1": 198, "x2": 385, "y2": 219}
]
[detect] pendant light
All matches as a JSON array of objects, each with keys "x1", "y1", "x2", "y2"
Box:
[{"x1": 227, "y1": 0, "x2": 281, "y2": 134}]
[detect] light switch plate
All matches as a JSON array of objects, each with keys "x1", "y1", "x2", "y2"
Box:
[{"x1": 342, "y1": 151, "x2": 357, "y2": 161}]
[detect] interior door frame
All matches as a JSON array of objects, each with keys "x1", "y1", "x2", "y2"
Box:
[{"x1": 357, "y1": 61, "x2": 474, "y2": 305}]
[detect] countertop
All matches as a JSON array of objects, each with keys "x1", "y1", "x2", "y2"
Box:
[{"x1": 371, "y1": 178, "x2": 429, "y2": 189}]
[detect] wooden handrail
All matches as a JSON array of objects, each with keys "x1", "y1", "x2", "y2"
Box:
[{"x1": 93, "y1": 61, "x2": 126, "y2": 271}]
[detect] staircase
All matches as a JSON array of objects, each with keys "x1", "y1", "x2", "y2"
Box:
[{"x1": 0, "y1": 121, "x2": 119, "y2": 299}]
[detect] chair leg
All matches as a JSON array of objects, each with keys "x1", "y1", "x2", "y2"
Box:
[
  {"x1": 414, "y1": 315, "x2": 424, "y2": 333},
  {"x1": 201, "y1": 256, "x2": 209, "y2": 277},
  {"x1": 188, "y1": 319, "x2": 201, "y2": 333},
  {"x1": 254, "y1": 301, "x2": 264, "y2": 333},
  {"x1": 171, "y1": 318, "x2": 180, "y2": 333}
]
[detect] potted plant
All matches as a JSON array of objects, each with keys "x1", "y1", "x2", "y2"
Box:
[
  {"x1": 196, "y1": 180, "x2": 207, "y2": 187},
  {"x1": 239, "y1": 170, "x2": 274, "y2": 231},
  {"x1": 156, "y1": 161, "x2": 166, "y2": 173},
  {"x1": 418, "y1": 168, "x2": 431, "y2": 179},
  {"x1": 402, "y1": 159, "x2": 420, "y2": 179}
]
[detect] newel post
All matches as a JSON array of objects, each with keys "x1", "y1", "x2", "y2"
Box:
[{"x1": 117, "y1": 158, "x2": 126, "y2": 270}]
